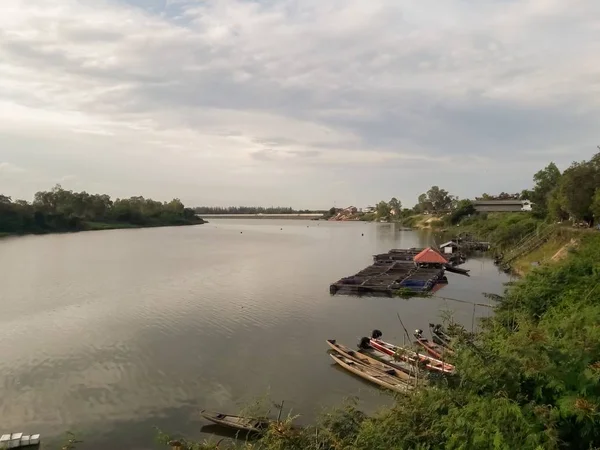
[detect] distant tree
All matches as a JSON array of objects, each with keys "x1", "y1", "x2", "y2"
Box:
[
  {"x1": 449, "y1": 199, "x2": 476, "y2": 225},
  {"x1": 520, "y1": 189, "x2": 532, "y2": 201},
  {"x1": 388, "y1": 197, "x2": 401, "y2": 216},
  {"x1": 558, "y1": 155, "x2": 600, "y2": 223},
  {"x1": 531, "y1": 162, "x2": 561, "y2": 217},
  {"x1": 376, "y1": 201, "x2": 391, "y2": 219},
  {"x1": 418, "y1": 186, "x2": 454, "y2": 212},
  {"x1": 591, "y1": 189, "x2": 600, "y2": 224}
]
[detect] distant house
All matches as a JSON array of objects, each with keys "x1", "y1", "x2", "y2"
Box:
[
  {"x1": 440, "y1": 241, "x2": 459, "y2": 254},
  {"x1": 363, "y1": 206, "x2": 376, "y2": 214},
  {"x1": 473, "y1": 200, "x2": 533, "y2": 213}
]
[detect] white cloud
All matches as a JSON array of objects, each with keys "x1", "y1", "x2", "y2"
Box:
[{"x1": 0, "y1": 0, "x2": 598, "y2": 207}]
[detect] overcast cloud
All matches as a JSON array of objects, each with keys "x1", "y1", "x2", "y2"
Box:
[{"x1": 0, "y1": 0, "x2": 599, "y2": 208}]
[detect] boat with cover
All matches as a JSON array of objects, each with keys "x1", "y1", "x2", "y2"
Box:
[
  {"x1": 363, "y1": 330, "x2": 454, "y2": 373},
  {"x1": 329, "y1": 350, "x2": 410, "y2": 393},
  {"x1": 326, "y1": 339, "x2": 414, "y2": 383}
]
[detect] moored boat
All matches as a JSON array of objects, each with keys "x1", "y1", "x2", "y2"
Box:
[
  {"x1": 362, "y1": 331, "x2": 454, "y2": 373},
  {"x1": 326, "y1": 339, "x2": 415, "y2": 383},
  {"x1": 429, "y1": 323, "x2": 454, "y2": 350},
  {"x1": 329, "y1": 351, "x2": 410, "y2": 393},
  {"x1": 200, "y1": 411, "x2": 270, "y2": 434},
  {"x1": 414, "y1": 329, "x2": 454, "y2": 358}
]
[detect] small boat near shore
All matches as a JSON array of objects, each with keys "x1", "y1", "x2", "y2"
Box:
[
  {"x1": 429, "y1": 323, "x2": 454, "y2": 350},
  {"x1": 363, "y1": 331, "x2": 454, "y2": 373},
  {"x1": 329, "y1": 351, "x2": 410, "y2": 393},
  {"x1": 200, "y1": 411, "x2": 270, "y2": 434},
  {"x1": 326, "y1": 339, "x2": 415, "y2": 383},
  {"x1": 414, "y1": 329, "x2": 454, "y2": 358}
]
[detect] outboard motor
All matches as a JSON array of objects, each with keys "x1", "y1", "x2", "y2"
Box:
[
  {"x1": 414, "y1": 329, "x2": 424, "y2": 339},
  {"x1": 358, "y1": 337, "x2": 371, "y2": 350},
  {"x1": 371, "y1": 329, "x2": 383, "y2": 339}
]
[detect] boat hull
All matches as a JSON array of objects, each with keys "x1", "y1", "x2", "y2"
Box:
[{"x1": 329, "y1": 352, "x2": 409, "y2": 393}]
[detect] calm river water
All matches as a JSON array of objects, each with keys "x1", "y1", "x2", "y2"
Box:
[{"x1": 0, "y1": 220, "x2": 511, "y2": 449}]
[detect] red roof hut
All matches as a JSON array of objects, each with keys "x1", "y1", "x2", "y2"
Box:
[{"x1": 414, "y1": 247, "x2": 448, "y2": 265}]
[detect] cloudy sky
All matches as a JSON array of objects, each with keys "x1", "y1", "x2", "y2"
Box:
[{"x1": 0, "y1": 0, "x2": 599, "y2": 208}]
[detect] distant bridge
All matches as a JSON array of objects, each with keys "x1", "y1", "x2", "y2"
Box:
[{"x1": 196, "y1": 213, "x2": 324, "y2": 220}]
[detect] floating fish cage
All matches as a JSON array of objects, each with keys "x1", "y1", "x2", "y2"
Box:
[{"x1": 330, "y1": 260, "x2": 445, "y2": 296}]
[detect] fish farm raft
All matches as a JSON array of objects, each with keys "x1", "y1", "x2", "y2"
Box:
[{"x1": 330, "y1": 248, "x2": 450, "y2": 296}]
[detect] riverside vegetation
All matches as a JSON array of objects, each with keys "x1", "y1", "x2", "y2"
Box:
[
  {"x1": 0, "y1": 185, "x2": 204, "y2": 237},
  {"x1": 158, "y1": 152, "x2": 600, "y2": 449},
  {"x1": 160, "y1": 232, "x2": 600, "y2": 450}
]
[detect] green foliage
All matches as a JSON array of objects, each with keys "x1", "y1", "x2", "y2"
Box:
[
  {"x1": 557, "y1": 157, "x2": 600, "y2": 223},
  {"x1": 163, "y1": 236, "x2": 600, "y2": 450},
  {"x1": 0, "y1": 185, "x2": 203, "y2": 236},
  {"x1": 456, "y1": 213, "x2": 542, "y2": 250},
  {"x1": 449, "y1": 200, "x2": 475, "y2": 225},
  {"x1": 591, "y1": 189, "x2": 600, "y2": 221},
  {"x1": 376, "y1": 200, "x2": 391, "y2": 220},
  {"x1": 531, "y1": 162, "x2": 561, "y2": 218},
  {"x1": 415, "y1": 186, "x2": 455, "y2": 213}
]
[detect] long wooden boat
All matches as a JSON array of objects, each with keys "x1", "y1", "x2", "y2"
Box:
[
  {"x1": 326, "y1": 340, "x2": 414, "y2": 383},
  {"x1": 200, "y1": 410, "x2": 270, "y2": 434},
  {"x1": 365, "y1": 337, "x2": 454, "y2": 373},
  {"x1": 329, "y1": 351, "x2": 410, "y2": 393},
  {"x1": 414, "y1": 330, "x2": 454, "y2": 358}
]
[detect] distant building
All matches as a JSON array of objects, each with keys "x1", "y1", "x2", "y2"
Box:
[
  {"x1": 363, "y1": 206, "x2": 376, "y2": 213},
  {"x1": 473, "y1": 199, "x2": 533, "y2": 213}
]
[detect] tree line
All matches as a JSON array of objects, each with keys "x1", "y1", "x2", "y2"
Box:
[
  {"x1": 0, "y1": 185, "x2": 201, "y2": 235},
  {"x1": 366, "y1": 149, "x2": 600, "y2": 226},
  {"x1": 521, "y1": 151, "x2": 600, "y2": 224},
  {"x1": 194, "y1": 206, "x2": 322, "y2": 215}
]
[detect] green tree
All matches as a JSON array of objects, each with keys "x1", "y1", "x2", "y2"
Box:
[
  {"x1": 558, "y1": 155, "x2": 600, "y2": 223},
  {"x1": 417, "y1": 186, "x2": 453, "y2": 212},
  {"x1": 376, "y1": 200, "x2": 390, "y2": 219},
  {"x1": 388, "y1": 197, "x2": 401, "y2": 217},
  {"x1": 531, "y1": 162, "x2": 561, "y2": 218},
  {"x1": 591, "y1": 188, "x2": 600, "y2": 223}
]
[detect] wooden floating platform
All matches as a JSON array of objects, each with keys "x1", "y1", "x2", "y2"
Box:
[{"x1": 330, "y1": 260, "x2": 446, "y2": 296}]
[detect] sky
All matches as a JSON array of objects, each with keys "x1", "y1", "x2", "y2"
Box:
[{"x1": 0, "y1": 0, "x2": 599, "y2": 209}]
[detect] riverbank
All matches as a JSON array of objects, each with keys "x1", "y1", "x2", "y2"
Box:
[
  {"x1": 0, "y1": 219, "x2": 206, "y2": 238},
  {"x1": 173, "y1": 232, "x2": 600, "y2": 449}
]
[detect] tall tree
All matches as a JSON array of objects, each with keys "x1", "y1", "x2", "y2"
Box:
[
  {"x1": 558, "y1": 155, "x2": 600, "y2": 223},
  {"x1": 426, "y1": 186, "x2": 453, "y2": 211},
  {"x1": 531, "y1": 162, "x2": 561, "y2": 217},
  {"x1": 591, "y1": 189, "x2": 600, "y2": 223},
  {"x1": 388, "y1": 197, "x2": 401, "y2": 216},
  {"x1": 376, "y1": 200, "x2": 390, "y2": 219}
]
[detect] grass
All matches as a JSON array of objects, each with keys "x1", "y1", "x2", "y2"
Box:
[{"x1": 512, "y1": 227, "x2": 581, "y2": 275}]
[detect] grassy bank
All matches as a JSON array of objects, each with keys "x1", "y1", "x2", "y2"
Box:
[
  {"x1": 511, "y1": 227, "x2": 581, "y2": 276},
  {"x1": 165, "y1": 233, "x2": 600, "y2": 449}
]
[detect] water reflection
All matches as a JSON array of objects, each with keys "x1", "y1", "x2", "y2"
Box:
[{"x1": 0, "y1": 221, "x2": 510, "y2": 449}]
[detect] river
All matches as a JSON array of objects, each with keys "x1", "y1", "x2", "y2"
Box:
[{"x1": 0, "y1": 220, "x2": 511, "y2": 449}]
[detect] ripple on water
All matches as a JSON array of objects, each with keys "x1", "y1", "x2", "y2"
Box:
[{"x1": 0, "y1": 222, "x2": 510, "y2": 449}]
